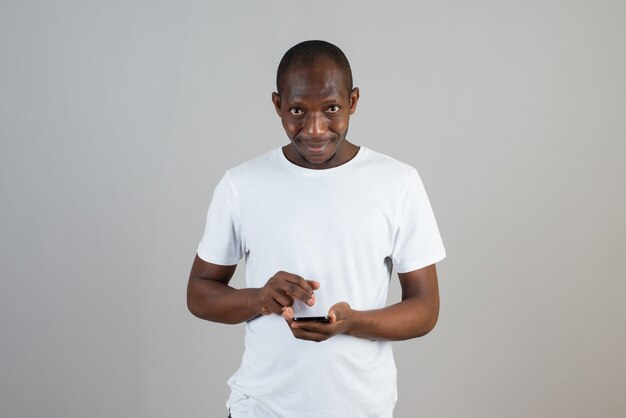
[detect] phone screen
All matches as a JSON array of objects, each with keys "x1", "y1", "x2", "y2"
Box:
[{"x1": 292, "y1": 316, "x2": 330, "y2": 323}]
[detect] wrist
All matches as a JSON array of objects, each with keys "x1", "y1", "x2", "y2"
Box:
[{"x1": 246, "y1": 288, "x2": 263, "y2": 316}]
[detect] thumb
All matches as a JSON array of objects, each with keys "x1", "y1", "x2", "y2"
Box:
[
  {"x1": 328, "y1": 310, "x2": 337, "y2": 323},
  {"x1": 282, "y1": 306, "x2": 294, "y2": 322},
  {"x1": 328, "y1": 302, "x2": 350, "y2": 323},
  {"x1": 327, "y1": 304, "x2": 341, "y2": 323}
]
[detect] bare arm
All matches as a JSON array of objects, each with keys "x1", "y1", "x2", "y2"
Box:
[
  {"x1": 187, "y1": 255, "x2": 255, "y2": 324},
  {"x1": 187, "y1": 255, "x2": 319, "y2": 324},
  {"x1": 284, "y1": 263, "x2": 440, "y2": 341},
  {"x1": 347, "y1": 264, "x2": 440, "y2": 340}
]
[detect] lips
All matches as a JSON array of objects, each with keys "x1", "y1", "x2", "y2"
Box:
[
  {"x1": 306, "y1": 144, "x2": 327, "y2": 153},
  {"x1": 301, "y1": 142, "x2": 330, "y2": 153}
]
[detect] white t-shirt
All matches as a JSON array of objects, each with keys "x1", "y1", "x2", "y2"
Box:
[{"x1": 197, "y1": 146, "x2": 446, "y2": 418}]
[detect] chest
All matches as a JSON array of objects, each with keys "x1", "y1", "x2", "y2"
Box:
[{"x1": 239, "y1": 176, "x2": 397, "y2": 255}]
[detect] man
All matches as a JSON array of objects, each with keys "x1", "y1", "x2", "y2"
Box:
[{"x1": 187, "y1": 40, "x2": 446, "y2": 418}]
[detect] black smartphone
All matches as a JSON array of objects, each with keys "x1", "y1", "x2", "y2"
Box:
[{"x1": 292, "y1": 316, "x2": 330, "y2": 323}]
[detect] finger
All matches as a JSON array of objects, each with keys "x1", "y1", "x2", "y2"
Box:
[
  {"x1": 328, "y1": 302, "x2": 349, "y2": 322},
  {"x1": 306, "y1": 280, "x2": 321, "y2": 290},
  {"x1": 328, "y1": 310, "x2": 337, "y2": 324},
  {"x1": 291, "y1": 328, "x2": 330, "y2": 342},
  {"x1": 291, "y1": 320, "x2": 333, "y2": 333},
  {"x1": 279, "y1": 282, "x2": 316, "y2": 306},
  {"x1": 282, "y1": 275, "x2": 315, "y2": 295},
  {"x1": 282, "y1": 306, "x2": 294, "y2": 322},
  {"x1": 271, "y1": 292, "x2": 294, "y2": 309}
]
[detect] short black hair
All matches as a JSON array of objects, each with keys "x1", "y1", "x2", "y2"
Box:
[{"x1": 276, "y1": 40, "x2": 353, "y2": 95}]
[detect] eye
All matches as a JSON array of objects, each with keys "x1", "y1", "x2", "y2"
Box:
[
  {"x1": 289, "y1": 108, "x2": 303, "y2": 116},
  {"x1": 327, "y1": 105, "x2": 340, "y2": 113}
]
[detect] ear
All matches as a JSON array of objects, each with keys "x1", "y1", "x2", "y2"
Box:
[
  {"x1": 349, "y1": 87, "x2": 360, "y2": 115},
  {"x1": 271, "y1": 92, "x2": 282, "y2": 117}
]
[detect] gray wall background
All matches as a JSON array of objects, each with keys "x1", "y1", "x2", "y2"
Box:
[{"x1": 1, "y1": 1, "x2": 625, "y2": 417}]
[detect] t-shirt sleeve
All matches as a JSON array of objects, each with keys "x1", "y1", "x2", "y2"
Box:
[
  {"x1": 196, "y1": 171, "x2": 243, "y2": 265},
  {"x1": 391, "y1": 169, "x2": 446, "y2": 273}
]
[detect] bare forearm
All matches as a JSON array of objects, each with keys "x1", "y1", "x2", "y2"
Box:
[
  {"x1": 187, "y1": 261, "x2": 320, "y2": 325},
  {"x1": 283, "y1": 266, "x2": 440, "y2": 343},
  {"x1": 347, "y1": 297, "x2": 438, "y2": 341},
  {"x1": 187, "y1": 278, "x2": 261, "y2": 324}
]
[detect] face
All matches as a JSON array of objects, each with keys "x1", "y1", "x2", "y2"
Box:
[{"x1": 272, "y1": 59, "x2": 360, "y2": 169}]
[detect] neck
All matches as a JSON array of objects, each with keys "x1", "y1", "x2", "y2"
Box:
[{"x1": 283, "y1": 140, "x2": 359, "y2": 170}]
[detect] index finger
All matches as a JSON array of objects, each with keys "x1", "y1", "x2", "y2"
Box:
[
  {"x1": 283, "y1": 275, "x2": 316, "y2": 295},
  {"x1": 291, "y1": 320, "x2": 334, "y2": 333}
]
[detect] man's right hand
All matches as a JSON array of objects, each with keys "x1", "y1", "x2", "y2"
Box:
[
  {"x1": 187, "y1": 256, "x2": 320, "y2": 324},
  {"x1": 255, "y1": 271, "x2": 320, "y2": 316}
]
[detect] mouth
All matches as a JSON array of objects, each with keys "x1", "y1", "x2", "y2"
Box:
[{"x1": 301, "y1": 142, "x2": 330, "y2": 154}]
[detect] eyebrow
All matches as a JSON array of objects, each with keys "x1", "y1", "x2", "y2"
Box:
[{"x1": 285, "y1": 96, "x2": 342, "y2": 106}]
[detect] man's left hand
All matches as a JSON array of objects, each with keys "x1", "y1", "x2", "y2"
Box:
[{"x1": 282, "y1": 302, "x2": 353, "y2": 342}]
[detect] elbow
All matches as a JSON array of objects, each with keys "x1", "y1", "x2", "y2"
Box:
[
  {"x1": 186, "y1": 283, "x2": 204, "y2": 319},
  {"x1": 414, "y1": 307, "x2": 439, "y2": 338},
  {"x1": 421, "y1": 296, "x2": 440, "y2": 336},
  {"x1": 422, "y1": 314, "x2": 439, "y2": 336},
  {"x1": 187, "y1": 295, "x2": 199, "y2": 318},
  {"x1": 187, "y1": 296, "x2": 210, "y2": 321},
  {"x1": 187, "y1": 295, "x2": 197, "y2": 317}
]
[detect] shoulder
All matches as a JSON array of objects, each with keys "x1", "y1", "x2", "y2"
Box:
[
  {"x1": 228, "y1": 148, "x2": 276, "y2": 174},
  {"x1": 219, "y1": 148, "x2": 281, "y2": 192},
  {"x1": 223, "y1": 148, "x2": 281, "y2": 185},
  {"x1": 358, "y1": 146, "x2": 418, "y2": 183}
]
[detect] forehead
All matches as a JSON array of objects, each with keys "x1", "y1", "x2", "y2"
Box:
[{"x1": 281, "y1": 63, "x2": 349, "y2": 102}]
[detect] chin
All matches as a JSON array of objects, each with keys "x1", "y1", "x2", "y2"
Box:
[
  {"x1": 310, "y1": 154, "x2": 336, "y2": 165},
  {"x1": 299, "y1": 148, "x2": 337, "y2": 165}
]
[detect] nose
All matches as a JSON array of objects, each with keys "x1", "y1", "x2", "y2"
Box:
[{"x1": 303, "y1": 112, "x2": 326, "y2": 137}]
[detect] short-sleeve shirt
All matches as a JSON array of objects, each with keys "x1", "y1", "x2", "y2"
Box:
[{"x1": 197, "y1": 146, "x2": 446, "y2": 418}]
